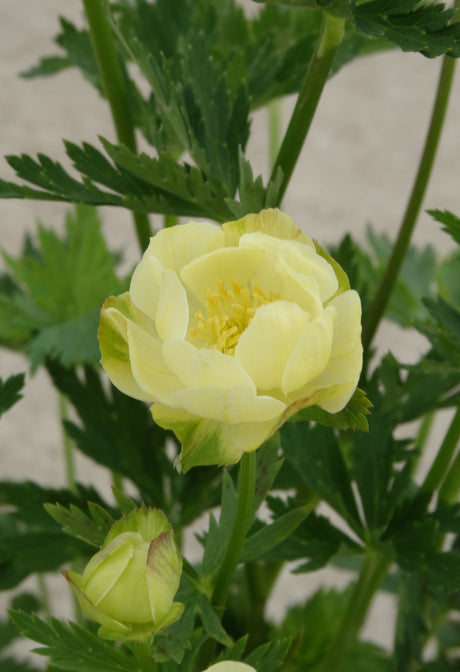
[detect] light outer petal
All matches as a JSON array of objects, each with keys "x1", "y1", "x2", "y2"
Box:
[
  {"x1": 98, "y1": 295, "x2": 154, "y2": 402},
  {"x1": 180, "y1": 247, "x2": 265, "y2": 301},
  {"x1": 235, "y1": 301, "x2": 309, "y2": 391},
  {"x1": 146, "y1": 221, "x2": 225, "y2": 273},
  {"x1": 282, "y1": 305, "x2": 336, "y2": 396},
  {"x1": 163, "y1": 339, "x2": 255, "y2": 390},
  {"x1": 126, "y1": 322, "x2": 182, "y2": 401},
  {"x1": 130, "y1": 255, "x2": 162, "y2": 319},
  {"x1": 239, "y1": 231, "x2": 338, "y2": 302},
  {"x1": 222, "y1": 208, "x2": 315, "y2": 248},
  {"x1": 145, "y1": 530, "x2": 182, "y2": 624},
  {"x1": 155, "y1": 269, "x2": 189, "y2": 341},
  {"x1": 168, "y1": 385, "x2": 285, "y2": 424},
  {"x1": 151, "y1": 404, "x2": 280, "y2": 472}
]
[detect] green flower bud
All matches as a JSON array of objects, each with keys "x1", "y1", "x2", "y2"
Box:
[
  {"x1": 63, "y1": 508, "x2": 183, "y2": 641},
  {"x1": 202, "y1": 663, "x2": 258, "y2": 672}
]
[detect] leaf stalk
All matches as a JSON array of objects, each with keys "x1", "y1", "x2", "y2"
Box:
[
  {"x1": 269, "y1": 13, "x2": 345, "y2": 204},
  {"x1": 81, "y1": 0, "x2": 151, "y2": 252},
  {"x1": 362, "y1": 53, "x2": 456, "y2": 353}
]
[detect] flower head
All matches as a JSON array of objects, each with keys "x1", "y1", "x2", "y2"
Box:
[
  {"x1": 202, "y1": 663, "x2": 258, "y2": 672},
  {"x1": 99, "y1": 209, "x2": 362, "y2": 471},
  {"x1": 63, "y1": 508, "x2": 183, "y2": 641}
]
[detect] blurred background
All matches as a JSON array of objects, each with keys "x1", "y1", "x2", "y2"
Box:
[{"x1": 1, "y1": 0, "x2": 459, "y2": 663}]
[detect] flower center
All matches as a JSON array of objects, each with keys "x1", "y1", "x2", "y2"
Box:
[{"x1": 189, "y1": 279, "x2": 280, "y2": 354}]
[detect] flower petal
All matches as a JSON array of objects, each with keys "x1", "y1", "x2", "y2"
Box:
[
  {"x1": 130, "y1": 255, "x2": 163, "y2": 319},
  {"x1": 147, "y1": 221, "x2": 225, "y2": 273},
  {"x1": 180, "y1": 247, "x2": 265, "y2": 301},
  {"x1": 168, "y1": 385, "x2": 285, "y2": 424},
  {"x1": 98, "y1": 294, "x2": 154, "y2": 402},
  {"x1": 235, "y1": 301, "x2": 309, "y2": 391},
  {"x1": 240, "y1": 231, "x2": 338, "y2": 302},
  {"x1": 126, "y1": 322, "x2": 182, "y2": 401},
  {"x1": 146, "y1": 530, "x2": 182, "y2": 623},
  {"x1": 163, "y1": 339, "x2": 255, "y2": 390},
  {"x1": 155, "y1": 269, "x2": 189, "y2": 341},
  {"x1": 222, "y1": 208, "x2": 315, "y2": 248},
  {"x1": 152, "y1": 404, "x2": 280, "y2": 471},
  {"x1": 282, "y1": 306, "x2": 336, "y2": 396}
]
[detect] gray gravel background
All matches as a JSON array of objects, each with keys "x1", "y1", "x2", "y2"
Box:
[{"x1": 1, "y1": 0, "x2": 459, "y2": 665}]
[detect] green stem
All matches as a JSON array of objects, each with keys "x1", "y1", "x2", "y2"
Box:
[
  {"x1": 268, "y1": 99, "x2": 282, "y2": 171},
  {"x1": 420, "y1": 407, "x2": 460, "y2": 498},
  {"x1": 59, "y1": 393, "x2": 76, "y2": 493},
  {"x1": 362, "y1": 53, "x2": 456, "y2": 353},
  {"x1": 37, "y1": 574, "x2": 52, "y2": 622},
  {"x1": 437, "y1": 408, "x2": 460, "y2": 506},
  {"x1": 82, "y1": 0, "x2": 151, "y2": 252},
  {"x1": 269, "y1": 14, "x2": 345, "y2": 204},
  {"x1": 316, "y1": 551, "x2": 391, "y2": 672},
  {"x1": 131, "y1": 641, "x2": 156, "y2": 672},
  {"x1": 164, "y1": 214, "x2": 179, "y2": 229},
  {"x1": 212, "y1": 452, "x2": 257, "y2": 608}
]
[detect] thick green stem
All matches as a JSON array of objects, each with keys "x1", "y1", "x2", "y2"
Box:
[
  {"x1": 131, "y1": 642, "x2": 156, "y2": 672},
  {"x1": 212, "y1": 452, "x2": 257, "y2": 608},
  {"x1": 437, "y1": 408, "x2": 460, "y2": 505},
  {"x1": 316, "y1": 551, "x2": 391, "y2": 672},
  {"x1": 269, "y1": 14, "x2": 345, "y2": 204},
  {"x1": 421, "y1": 407, "x2": 460, "y2": 498},
  {"x1": 82, "y1": 0, "x2": 151, "y2": 252},
  {"x1": 362, "y1": 54, "x2": 456, "y2": 353}
]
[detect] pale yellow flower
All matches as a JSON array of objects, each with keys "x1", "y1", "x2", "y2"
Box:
[
  {"x1": 202, "y1": 662, "x2": 258, "y2": 672},
  {"x1": 98, "y1": 209, "x2": 362, "y2": 471},
  {"x1": 63, "y1": 508, "x2": 183, "y2": 641}
]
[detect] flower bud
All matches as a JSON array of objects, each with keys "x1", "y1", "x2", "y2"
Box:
[
  {"x1": 63, "y1": 508, "x2": 183, "y2": 641},
  {"x1": 99, "y1": 208, "x2": 363, "y2": 471},
  {"x1": 202, "y1": 663, "x2": 258, "y2": 672}
]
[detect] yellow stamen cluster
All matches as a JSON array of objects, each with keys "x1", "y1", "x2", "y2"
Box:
[{"x1": 190, "y1": 279, "x2": 280, "y2": 354}]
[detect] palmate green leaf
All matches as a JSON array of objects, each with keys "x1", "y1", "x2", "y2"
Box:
[
  {"x1": 241, "y1": 501, "x2": 313, "y2": 563},
  {"x1": 280, "y1": 423, "x2": 363, "y2": 536},
  {"x1": 0, "y1": 482, "x2": 109, "y2": 589},
  {"x1": 8, "y1": 612, "x2": 133, "y2": 672},
  {"x1": 0, "y1": 658, "x2": 42, "y2": 672},
  {"x1": 260, "y1": 499, "x2": 361, "y2": 570},
  {"x1": 21, "y1": 18, "x2": 100, "y2": 91},
  {"x1": 0, "y1": 373, "x2": 25, "y2": 418},
  {"x1": 429, "y1": 208, "x2": 460, "y2": 246},
  {"x1": 393, "y1": 572, "x2": 427, "y2": 671},
  {"x1": 201, "y1": 471, "x2": 238, "y2": 576},
  {"x1": 47, "y1": 362, "x2": 169, "y2": 507},
  {"x1": 289, "y1": 387, "x2": 372, "y2": 431},
  {"x1": 44, "y1": 501, "x2": 114, "y2": 548},
  {"x1": 244, "y1": 639, "x2": 292, "y2": 672},
  {"x1": 0, "y1": 205, "x2": 123, "y2": 369}
]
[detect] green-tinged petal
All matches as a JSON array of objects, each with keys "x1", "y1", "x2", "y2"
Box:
[
  {"x1": 203, "y1": 662, "x2": 258, "y2": 672},
  {"x1": 63, "y1": 569, "x2": 131, "y2": 636},
  {"x1": 104, "y1": 509, "x2": 171, "y2": 546},
  {"x1": 126, "y1": 321, "x2": 182, "y2": 401},
  {"x1": 327, "y1": 290, "x2": 362, "y2": 358},
  {"x1": 282, "y1": 306, "x2": 336, "y2": 396},
  {"x1": 94, "y1": 542, "x2": 153, "y2": 624},
  {"x1": 155, "y1": 269, "x2": 189, "y2": 341},
  {"x1": 151, "y1": 404, "x2": 279, "y2": 471},
  {"x1": 222, "y1": 208, "x2": 314, "y2": 248},
  {"x1": 168, "y1": 385, "x2": 285, "y2": 424},
  {"x1": 153, "y1": 602, "x2": 184, "y2": 633},
  {"x1": 146, "y1": 530, "x2": 182, "y2": 623},
  {"x1": 318, "y1": 379, "x2": 361, "y2": 413},
  {"x1": 181, "y1": 247, "x2": 265, "y2": 301},
  {"x1": 163, "y1": 339, "x2": 255, "y2": 390},
  {"x1": 314, "y1": 240, "x2": 351, "y2": 297},
  {"x1": 81, "y1": 533, "x2": 134, "y2": 585},
  {"x1": 130, "y1": 255, "x2": 162, "y2": 319},
  {"x1": 98, "y1": 295, "x2": 153, "y2": 402},
  {"x1": 240, "y1": 232, "x2": 338, "y2": 302},
  {"x1": 235, "y1": 301, "x2": 309, "y2": 391},
  {"x1": 146, "y1": 221, "x2": 225, "y2": 273}
]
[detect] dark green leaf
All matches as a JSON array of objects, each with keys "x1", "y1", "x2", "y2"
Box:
[
  {"x1": 44, "y1": 501, "x2": 114, "y2": 548},
  {"x1": 0, "y1": 374, "x2": 25, "y2": 418},
  {"x1": 201, "y1": 471, "x2": 238, "y2": 575},
  {"x1": 8, "y1": 612, "x2": 133, "y2": 672},
  {"x1": 289, "y1": 387, "x2": 372, "y2": 432},
  {"x1": 428, "y1": 209, "x2": 460, "y2": 246},
  {"x1": 0, "y1": 658, "x2": 42, "y2": 672},
  {"x1": 244, "y1": 638, "x2": 292, "y2": 672},
  {"x1": 281, "y1": 423, "x2": 363, "y2": 535}
]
